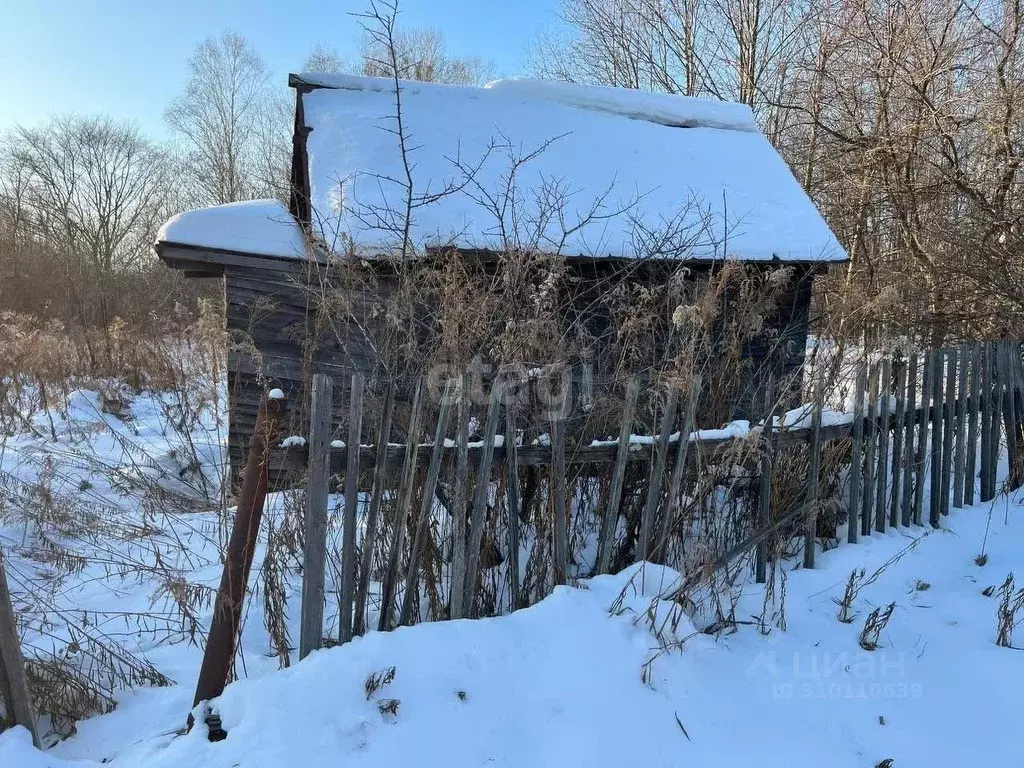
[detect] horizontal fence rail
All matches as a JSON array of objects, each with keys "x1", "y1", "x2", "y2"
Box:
[{"x1": 240, "y1": 340, "x2": 1023, "y2": 658}]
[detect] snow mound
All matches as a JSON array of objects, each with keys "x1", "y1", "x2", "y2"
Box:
[{"x1": 156, "y1": 200, "x2": 307, "y2": 259}]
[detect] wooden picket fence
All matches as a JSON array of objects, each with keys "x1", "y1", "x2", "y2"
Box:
[{"x1": 287, "y1": 339, "x2": 1024, "y2": 658}]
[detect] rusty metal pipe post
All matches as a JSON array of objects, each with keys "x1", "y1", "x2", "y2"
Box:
[{"x1": 189, "y1": 391, "x2": 286, "y2": 728}]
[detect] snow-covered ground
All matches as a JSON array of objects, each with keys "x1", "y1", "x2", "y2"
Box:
[{"x1": 2, "y1": 386, "x2": 1022, "y2": 767}]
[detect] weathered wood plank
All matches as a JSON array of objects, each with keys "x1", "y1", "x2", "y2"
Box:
[
  {"x1": 399, "y1": 381, "x2": 455, "y2": 627},
  {"x1": 505, "y1": 400, "x2": 522, "y2": 611},
  {"x1": 550, "y1": 400, "x2": 569, "y2": 587},
  {"x1": 378, "y1": 379, "x2": 425, "y2": 631},
  {"x1": 0, "y1": 547, "x2": 39, "y2": 747},
  {"x1": 861, "y1": 363, "x2": 879, "y2": 536},
  {"x1": 449, "y1": 376, "x2": 471, "y2": 619},
  {"x1": 980, "y1": 343, "x2": 995, "y2": 502},
  {"x1": 889, "y1": 359, "x2": 907, "y2": 526},
  {"x1": 464, "y1": 379, "x2": 505, "y2": 616},
  {"x1": 848, "y1": 362, "x2": 867, "y2": 542},
  {"x1": 595, "y1": 378, "x2": 639, "y2": 575},
  {"x1": 756, "y1": 374, "x2": 777, "y2": 579},
  {"x1": 965, "y1": 344, "x2": 980, "y2": 506},
  {"x1": 353, "y1": 381, "x2": 395, "y2": 636},
  {"x1": 913, "y1": 350, "x2": 933, "y2": 526},
  {"x1": 299, "y1": 374, "x2": 333, "y2": 659},
  {"x1": 940, "y1": 347, "x2": 957, "y2": 517},
  {"x1": 657, "y1": 377, "x2": 700, "y2": 565},
  {"x1": 804, "y1": 375, "x2": 824, "y2": 569},
  {"x1": 953, "y1": 346, "x2": 968, "y2": 508},
  {"x1": 930, "y1": 350, "x2": 945, "y2": 527},
  {"x1": 874, "y1": 358, "x2": 892, "y2": 533},
  {"x1": 339, "y1": 373, "x2": 365, "y2": 644},
  {"x1": 638, "y1": 386, "x2": 680, "y2": 563},
  {"x1": 900, "y1": 354, "x2": 918, "y2": 527}
]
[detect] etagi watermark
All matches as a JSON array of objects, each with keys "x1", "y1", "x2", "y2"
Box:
[
  {"x1": 426, "y1": 358, "x2": 591, "y2": 421},
  {"x1": 746, "y1": 650, "x2": 923, "y2": 700}
]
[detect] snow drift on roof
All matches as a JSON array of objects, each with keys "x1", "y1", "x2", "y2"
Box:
[
  {"x1": 156, "y1": 199, "x2": 306, "y2": 259},
  {"x1": 298, "y1": 74, "x2": 845, "y2": 262},
  {"x1": 483, "y1": 78, "x2": 759, "y2": 132}
]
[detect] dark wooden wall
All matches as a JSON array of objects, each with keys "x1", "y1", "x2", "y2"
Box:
[{"x1": 215, "y1": 255, "x2": 819, "y2": 485}]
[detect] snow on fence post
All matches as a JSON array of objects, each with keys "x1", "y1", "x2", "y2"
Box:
[
  {"x1": 803, "y1": 372, "x2": 824, "y2": 569},
  {"x1": 465, "y1": 378, "x2": 506, "y2": 614},
  {"x1": 861, "y1": 362, "x2": 879, "y2": 537},
  {"x1": 638, "y1": 386, "x2": 679, "y2": 563},
  {"x1": 940, "y1": 347, "x2": 957, "y2": 517},
  {"x1": 449, "y1": 374, "x2": 471, "y2": 619},
  {"x1": 299, "y1": 374, "x2": 333, "y2": 659},
  {"x1": 191, "y1": 389, "x2": 285, "y2": 728},
  {"x1": 953, "y1": 346, "x2": 969, "y2": 509},
  {"x1": 595, "y1": 378, "x2": 639, "y2": 575},
  {"x1": 354, "y1": 381, "x2": 395, "y2": 636},
  {"x1": 901, "y1": 354, "x2": 918, "y2": 527},
  {"x1": 965, "y1": 343, "x2": 981, "y2": 507},
  {"x1": 505, "y1": 395, "x2": 522, "y2": 611},
  {"x1": 399, "y1": 380, "x2": 456, "y2": 627},
  {"x1": 657, "y1": 376, "x2": 701, "y2": 565},
  {"x1": 0, "y1": 546, "x2": 40, "y2": 748},
  {"x1": 980, "y1": 343, "x2": 995, "y2": 502},
  {"x1": 757, "y1": 373, "x2": 778, "y2": 579},
  {"x1": 848, "y1": 362, "x2": 867, "y2": 543},
  {"x1": 874, "y1": 358, "x2": 892, "y2": 532},
  {"x1": 913, "y1": 350, "x2": 933, "y2": 525},
  {"x1": 339, "y1": 373, "x2": 364, "y2": 644},
  {"x1": 890, "y1": 358, "x2": 907, "y2": 525},
  {"x1": 379, "y1": 379, "x2": 425, "y2": 631},
  {"x1": 929, "y1": 350, "x2": 945, "y2": 527}
]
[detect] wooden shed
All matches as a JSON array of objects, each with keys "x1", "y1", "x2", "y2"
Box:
[{"x1": 155, "y1": 74, "x2": 847, "y2": 481}]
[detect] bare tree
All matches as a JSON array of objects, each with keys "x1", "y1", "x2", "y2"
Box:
[
  {"x1": 303, "y1": 26, "x2": 494, "y2": 85},
  {"x1": 165, "y1": 31, "x2": 287, "y2": 205},
  {"x1": 4, "y1": 115, "x2": 169, "y2": 274}
]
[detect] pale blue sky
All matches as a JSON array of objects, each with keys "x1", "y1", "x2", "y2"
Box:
[{"x1": 0, "y1": 0, "x2": 559, "y2": 136}]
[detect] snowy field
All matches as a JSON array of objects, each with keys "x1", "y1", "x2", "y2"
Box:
[{"x1": 1, "y1": 386, "x2": 1022, "y2": 767}]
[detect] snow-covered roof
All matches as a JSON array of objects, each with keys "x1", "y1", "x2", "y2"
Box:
[
  {"x1": 297, "y1": 74, "x2": 846, "y2": 263},
  {"x1": 156, "y1": 199, "x2": 307, "y2": 259}
]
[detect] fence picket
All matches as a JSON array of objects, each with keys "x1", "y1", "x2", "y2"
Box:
[
  {"x1": 339, "y1": 373, "x2": 365, "y2": 644},
  {"x1": 929, "y1": 350, "x2": 945, "y2": 527},
  {"x1": 756, "y1": 374, "x2": 777, "y2": 579},
  {"x1": 953, "y1": 346, "x2": 968, "y2": 508},
  {"x1": 0, "y1": 548, "x2": 39, "y2": 747},
  {"x1": 861, "y1": 363, "x2": 879, "y2": 536},
  {"x1": 638, "y1": 386, "x2": 680, "y2": 562},
  {"x1": 299, "y1": 373, "x2": 333, "y2": 659},
  {"x1": 848, "y1": 362, "x2": 867, "y2": 542},
  {"x1": 449, "y1": 375, "x2": 471, "y2": 619},
  {"x1": 913, "y1": 350, "x2": 933, "y2": 526},
  {"x1": 596, "y1": 378, "x2": 639, "y2": 575},
  {"x1": 875, "y1": 359, "x2": 892, "y2": 532},
  {"x1": 1005, "y1": 341, "x2": 1021, "y2": 489},
  {"x1": 980, "y1": 343, "x2": 995, "y2": 502},
  {"x1": 378, "y1": 379, "x2": 425, "y2": 631},
  {"x1": 550, "y1": 394, "x2": 569, "y2": 587},
  {"x1": 465, "y1": 379, "x2": 506, "y2": 615},
  {"x1": 804, "y1": 375, "x2": 824, "y2": 569},
  {"x1": 890, "y1": 359, "x2": 907, "y2": 526},
  {"x1": 965, "y1": 344, "x2": 980, "y2": 506},
  {"x1": 901, "y1": 354, "x2": 918, "y2": 526},
  {"x1": 940, "y1": 348, "x2": 957, "y2": 517},
  {"x1": 399, "y1": 381, "x2": 456, "y2": 627},
  {"x1": 353, "y1": 380, "x2": 395, "y2": 636},
  {"x1": 658, "y1": 377, "x2": 700, "y2": 564},
  {"x1": 505, "y1": 399, "x2": 522, "y2": 611}
]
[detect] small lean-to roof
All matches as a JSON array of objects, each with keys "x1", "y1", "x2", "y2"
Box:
[
  {"x1": 156, "y1": 199, "x2": 307, "y2": 259},
  {"x1": 294, "y1": 74, "x2": 847, "y2": 263}
]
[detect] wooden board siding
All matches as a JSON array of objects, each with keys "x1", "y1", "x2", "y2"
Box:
[{"x1": 158, "y1": 243, "x2": 822, "y2": 486}]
